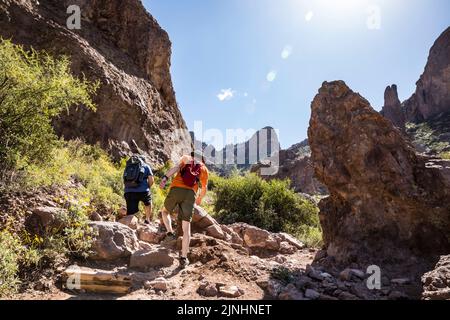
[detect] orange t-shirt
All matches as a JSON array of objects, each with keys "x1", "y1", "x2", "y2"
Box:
[{"x1": 170, "y1": 155, "x2": 209, "y2": 193}]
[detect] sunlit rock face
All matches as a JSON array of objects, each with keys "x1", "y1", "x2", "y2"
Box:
[
  {"x1": 0, "y1": 0, "x2": 191, "y2": 164},
  {"x1": 403, "y1": 27, "x2": 450, "y2": 123},
  {"x1": 308, "y1": 80, "x2": 450, "y2": 264}
]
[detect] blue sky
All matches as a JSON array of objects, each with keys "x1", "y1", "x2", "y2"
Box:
[{"x1": 143, "y1": 0, "x2": 450, "y2": 149}]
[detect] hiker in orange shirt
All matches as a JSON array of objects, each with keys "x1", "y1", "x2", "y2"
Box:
[{"x1": 159, "y1": 150, "x2": 209, "y2": 268}]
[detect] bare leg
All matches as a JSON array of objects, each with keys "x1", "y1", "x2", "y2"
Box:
[
  {"x1": 161, "y1": 207, "x2": 174, "y2": 234},
  {"x1": 144, "y1": 204, "x2": 152, "y2": 222},
  {"x1": 181, "y1": 220, "x2": 191, "y2": 258}
]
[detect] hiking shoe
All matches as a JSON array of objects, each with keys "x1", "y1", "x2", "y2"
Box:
[{"x1": 179, "y1": 257, "x2": 190, "y2": 269}]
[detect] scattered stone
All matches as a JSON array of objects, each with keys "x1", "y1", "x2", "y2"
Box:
[
  {"x1": 304, "y1": 289, "x2": 320, "y2": 300},
  {"x1": 200, "y1": 283, "x2": 219, "y2": 297},
  {"x1": 277, "y1": 233, "x2": 305, "y2": 250},
  {"x1": 256, "y1": 277, "x2": 269, "y2": 289},
  {"x1": 388, "y1": 291, "x2": 409, "y2": 300},
  {"x1": 314, "y1": 250, "x2": 327, "y2": 262},
  {"x1": 278, "y1": 284, "x2": 304, "y2": 300},
  {"x1": 338, "y1": 291, "x2": 359, "y2": 300},
  {"x1": 147, "y1": 277, "x2": 169, "y2": 291},
  {"x1": 137, "y1": 225, "x2": 165, "y2": 244},
  {"x1": 267, "y1": 280, "x2": 283, "y2": 297},
  {"x1": 205, "y1": 224, "x2": 225, "y2": 240},
  {"x1": 339, "y1": 268, "x2": 364, "y2": 281},
  {"x1": 279, "y1": 242, "x2": 296, "y2": 255},
  {"x1": 29, "y1": 206, "x2": 67, "y2": 230},
  {"x1": 219, "y1": 285, "x2": 243, "y2": 298},
  {"x1": 90, "y1": 212, "x2": 103, "y2": 222},
  {"x1": 130, "y1": 247, "x2": 175, "y2": 270},
  {"x1": 118, "y1": 215, "x2": 138, "y2": 230}
]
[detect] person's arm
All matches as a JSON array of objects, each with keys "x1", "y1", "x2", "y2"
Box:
[
  {"x1": 159, "y1": 157, "x2": 185, "y2": 188},
  {"x1": 195, "y1": 168, "x2": 209, "y2": 205},
  {"x1": 148, "y1": 175, "x2": 154, "y2": 187}
]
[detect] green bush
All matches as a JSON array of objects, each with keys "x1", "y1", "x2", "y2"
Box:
[
  {"x1": 0, "y1": 231, "x2": 22, "y2": 296},
  {"x1": 0, "y1": 39, "x2": 98, "y2": 172},
  {"x1": 0, "y1": 203, "x2": 95, "y2": 297},
  {"x1": 440, "y1": 151, "x2": 450, "y2": 160},
  {"x1": 21, "y1": 140, "x2": 124, "y2": 215},
  {"x1": 211, "y1": 173, "x2": 322, "y2": 247}
]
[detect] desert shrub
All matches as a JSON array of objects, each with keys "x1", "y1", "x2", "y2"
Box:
[
  {"x1": 21, "y1": 140, "x2": 124, "y2": 215},
  {"x1": 211, "y1": 173, "x2": 322, "y2": 246},
  {"x1": 0, "y1": 39, "x2": 98, "y2": 172},
  {"x1": 0, "y1": 231, "x2": 22, "y2": 296},
  {"x1": 0, "y1": 203, "x2": 95, "y2": 297},
  {"x1": 440, "y1": 151, "x2": 450, "y2": 160}
]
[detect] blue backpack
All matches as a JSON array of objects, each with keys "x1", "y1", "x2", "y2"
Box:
[{"x1": 123, "y1": 155, "x2": 145, "y2": 188}]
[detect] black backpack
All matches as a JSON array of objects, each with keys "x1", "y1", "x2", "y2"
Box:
[{"x1": 123, "y1": 155, "x2": 145, "y2": 188}]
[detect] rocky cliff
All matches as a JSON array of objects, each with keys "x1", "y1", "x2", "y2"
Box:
[
  {"x1": 0, "y1": 0, "x2": 191, "y2": 164},
  {"x1": 251, "y1": 140, "x2": 327, "y2": 195},
  {"x1": 403, "y1": 27, "x2": 450, "y2": 123},
  {"x1": 308, "y1": 81, "x2": 450, "y2": 264}
]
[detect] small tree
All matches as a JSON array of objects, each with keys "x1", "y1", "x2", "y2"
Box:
[{"x1": 0, "y1": 39, "x2": 98, "y2": 172}]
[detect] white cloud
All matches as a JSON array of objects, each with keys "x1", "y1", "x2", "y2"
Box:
[
  {"x1": 281, "y1": 46, "x2": 293, "y2": 59},
  {"x1": 217, "y1": 88, "x2": 235, "y2": 101},
  {"x1": 305, "y1": 10, "x2": 314, "y2": 22},
  {"x1": 243, "y1": 92, "x2": 248, "y2": 97},
  {"x1": 266, "y1": 70, "x2": 277, "y2": 82}
]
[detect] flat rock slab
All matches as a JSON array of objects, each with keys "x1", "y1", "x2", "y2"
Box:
[{"x1": 63, "y1": 265, "x2": 131, "y2": 294}]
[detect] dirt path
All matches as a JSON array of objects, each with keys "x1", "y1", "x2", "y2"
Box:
[{"x1": 11, "y1": 247, "x2": 316, "y2": 301}]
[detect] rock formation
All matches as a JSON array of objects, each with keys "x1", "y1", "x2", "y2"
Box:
[
  {"x1": 252, "y1": 140, "x2": 328, "y2": 195},
  {"x1": 308, "y1": 80, "x2": 450, "y2": 264},
  {"x1": 202, "y1": 127, "x2": 280, "y2": 176},
  {"x1": 403, "y1": 27, "x2": 450, "y2": 123},
  {"x1": 380, "y1": 84, "x2": 406, "y2": 130},
  {"x1": 0, "y1": 0, "x2": 191, "y2": 164}
]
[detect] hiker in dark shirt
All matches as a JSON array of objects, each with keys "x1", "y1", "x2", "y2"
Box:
[{"x1": 123, "y1": 155, "x2": 154, "y2": 224}]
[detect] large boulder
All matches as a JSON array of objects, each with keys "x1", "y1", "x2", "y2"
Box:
[
  {"x1": 89, "y1": 222, "x2": 140, "y2": 261},
  {"x1": 422, "y1": 255, "x2": 450, "y2": 300},
  {"x1": 0, "y1": 0, "x2": 191, "y2": 164},
  {"x1": 308, "y1": 81, "x2": 450, "y2": 263}
]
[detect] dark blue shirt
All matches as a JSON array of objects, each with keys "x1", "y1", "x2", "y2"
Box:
[{"x1": 124, "y1": 164, "x2": 153, "y2": 193}]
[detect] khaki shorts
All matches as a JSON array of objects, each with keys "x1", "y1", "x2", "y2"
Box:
[{"x1": 164, "y1": 187, "x2": 196, "y2": 222}]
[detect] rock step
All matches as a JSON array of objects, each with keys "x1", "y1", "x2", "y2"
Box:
[{"x1": 62, "y1": 265, "x2": 132, "y2": 294}]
